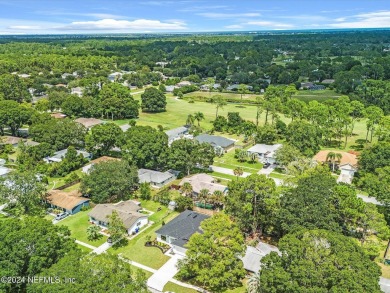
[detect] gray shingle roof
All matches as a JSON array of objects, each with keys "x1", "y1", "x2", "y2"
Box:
[
  {"x1": 155, "y1": 210, "x2": 210, "y2": 248},
  {"x1": 165, "y1": 126, "x2": 189, "y2": 139},
  {"x1": 138, "y1": 169, "x2": 175, "y2": 184},
  {"x1": 195, "y1": 134, "x2": 235, "y2": 148}
]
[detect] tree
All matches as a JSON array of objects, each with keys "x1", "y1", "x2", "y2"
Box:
[
  {"x1": 121, "y1": 126, "x2": 168, "y2": 170},
  {"x1": 278, "y1": 169, "x2": 341, "y2": 236},
  {"x1": 255, "y1": 124, "x2": 278, "y2": 144},
  {"x1": 0, "y1": 100, "x2": 34, "y2": 136},
  {"x1": 325, "y1": 151, "x2": 342, "y2": 172},
  {"x1": 139, "y1": 182, "x2": 151, "y2": 200},
  {"x1": 28, "y1": 252, "x2": 148, "y2": 293},
  {"x1": 174, "y1": 196, "x2": 193, "y2": 212},
  {"x1": 364, "y1": 105, "x2": 384, "y2": 142},
  {"x1": 87, "y1": 225, "x2": 102, "y2": 241},
  {"x1": 186, "y1": 114, "x2": 195, "y2": 126},
  {"x1": 180, "y1": 182, "x2": 193, "y2": 197},
  {"x1": 80, "y1": 160, "x2": 138, "y2": 203},
  {"x1": 107, "y1": 210, "x2": 127, "y2": 242},
  {"x1": 85, "y1": 123, "x2": 123, "y2": 157},
  {"x1": 225, "y1": 174, "x2": 278, "y2": 236},
  {"x1": 286, "y1": 120, "x2": 322, "y2": 157},
  {"x1": 194, "y1": 111, "x2": 205, "y2": 126},
  {"x1": 274, "y1": 144, "x2": 303, "y2": 169},
  {"x1": 0, "y1": 217, "x2": 76, "y2": 292},
  {"x1": 167, "y1": 139, "x2": 214, "y2": 175},
  {"x1": 233, "y1": 167, "x2": 244, "y2": 178},
  {"x1": 259, "y1": 229, "x2": 382, "y2": 293},
  {"x1": 177, "y1": 214, "x2": 246, "y2": 292},
  {"x1": 359, "y1": 166, "x2": 390, "y2": 206},
  {"x1": 0, "y1": 171, "x2": 46, "y2": 216},
  {"x1": 358, "y1": 142, "x2": 390, "y2": 174},
  {"x1": 0, "y1": 74, "x2": 30, "y2": 102},
  {"x1": 61, "y1": 95, "x2": 85, "y2": 117},
  {"x1": 213, "y1": 115, "x2": 227, "y2": 132},
  {"x1": 34, "y1": 99, "x2": 49, "y2": 112},
  {"x1": 211, "y1": 95, "x2": 227, "y2": 118},
  {"x1": 141, "y1": 87, "x2": 167, "y2": 112},
  {"x1": 238, "y1": 84, "x2": 248, "y2": 100},
  {"x1": 236, "y1": 149, "x2": 248, "y2": 163},
  {"x1": 206, "y1": 77, "x2": 215, "y2": 96}
]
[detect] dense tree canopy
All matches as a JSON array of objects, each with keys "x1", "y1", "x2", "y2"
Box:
[
  {"x1": 141, "y1": 87, "x2": 166, "y2": 112},
  {"x1": 80, "y1": 160, "x2": 138, "y2": 203},
  {"x1": 259, "y1": 229, "x2": 382, "y2": 293}
]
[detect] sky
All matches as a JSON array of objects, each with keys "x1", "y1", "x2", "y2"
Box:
[{"x1": 0, "y1": 0, "x2": 390, "y2": 34}]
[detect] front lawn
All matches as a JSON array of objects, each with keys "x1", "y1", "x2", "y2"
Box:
[
  {"x1": 163, "y1": 282, "x2": 197, "y2": 293},
  {"x1": 77, "y1": 244, "x2": 93, "y2": 254},
  {"x1": 110, "y1": 201, "x2": 179, "y2": 270},
  {"x1": 58, "y1": 210, "x2": 108, "y2": 247}
]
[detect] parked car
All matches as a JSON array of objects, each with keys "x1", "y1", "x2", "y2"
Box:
[
  {"x1": 107, "y1": 237, "x2": 113, "y2": 244},
  {"x1": 263, "y1": 163, "x2": 271, "y2": 169},
  {"x1": 55, "y1": 212, "x2": 68, "y2": 221}
]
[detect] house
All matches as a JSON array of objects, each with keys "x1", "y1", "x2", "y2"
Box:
[
  {"x1": 165, "y1": 85, "x2": 177, "y2": 93},
  {"x1": 44, "y1": 149, "x2": 91, "y2": 163},
  {"x1": 308, "y1": 84, "x2": 326, "y2": 91},
  {"x1": 313, "y1": 150, "x2": 358, "y2": 167},
  {"x1": 226, "y1": 84, "x2": 253, "y2": 91},
  {"x1": 155, "y1": 210, "x2": 210, "y2": 256},
  {"x1": 321, "y1": 79, "x2": 335, "y2": 84},
  {"x1": 71, "y1": 87, "x2": 83, "y2": 97},
  {"x1": 179, "y1": 173, "x2": 227, "y2": 196},
  {"x1": 138, "y1": 169, "x2": 177, "y2": 188},
  {"x1": 108, "y1": 72, "x2": 123, "y2": 82},
  {"x1": 75, "y1": 118, "x2": 104, "y2": 129},
  {"x1": 176, "y1": 81, "x2": 192, "y2": 88},
  {"x1": 82, "y1": 156, "x2": 120, "y2": 174},
  {"x1": 46, "y1": 190, "x2": 90, "y2": 215},
  {"x1": 240, "y1": 241, "x2": 281, "y2": 273},
  {"x1": 1, "y1": 136, "x2": 23, "y2": 147},
  {"x1": 50, "y1": 113, "x2": 67, "y2": 119},
  {"x1": 200, "y1": 83, "x2": 220, "y2": 91},
  {"x1": 247, "y1": 144, "x2": 282, "y2": 164},
  {"x1": 195, "y1": 134, "x2": 235, "y2": 152},
  {"x1": 165, "y1": 126, "x2": 189, "y2": 145},
  {"x1": 0, "y1": 166, "x2": 11, "y2": 177},
  {"x1": 89, "y1": 201, "x2": 148, "y2": 235},
  {"x1": 337, "y1": 163, "x2": 358, "y2": 184},
  {"x1": 300, "y1": 82, "x2": 314, "y2": 89}
]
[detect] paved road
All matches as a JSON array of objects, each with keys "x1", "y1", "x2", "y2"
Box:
[
  {"x1": 380, "y1": 277, "x2": 390, "y2": 293},
  {"x1": 147, "y1": 254, "x2": 183, "y2": 291},
  {"x1": 357, "y1": 194, "x2": 383, "y2": 206},
  {"x1": 210, "y1": 165, "x2": 251, "y2": 177}
]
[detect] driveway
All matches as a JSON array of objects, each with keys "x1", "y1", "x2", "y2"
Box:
[
  {"x1": 357, "y1": 194, "x2": 383, "y2": 206},
  {"x1": 92, "y1": 242, "x2": 112, "y2": 254},
  {"x1": 210, "y1": 165, "x2": 251, "y2": 177},
  {"x1": 380, "y1": 277, "x2": 390, "y2": 293},
  {"x1": 147, "y1": 253, "x2": 184, "y2": 291}
]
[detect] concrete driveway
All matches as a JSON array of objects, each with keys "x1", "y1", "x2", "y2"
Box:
[
  {"x1": 147, "y1": 254, "x2": 184, "y2": 291},
  {"x1": 357, "y1": 194, "x2": 383, "y2": 206},
  {"x1": 381, "y1": 277, "x2": 390, "y2": 293},
  {"x1": 210, "y1": 165, "x2": 251, "y2": 177}
]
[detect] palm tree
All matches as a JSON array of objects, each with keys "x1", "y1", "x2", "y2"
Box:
[
  {"x1": 194, "y1": 112, "x2": 205, "y2": 126},
  {"x1": 250, "y1": 152, "x2": 258, "y2": 164},
  {"x1": 233, "y1": 167, "x2": 244, "y2": 178},
  {"x1": 238, "y1": 84, "x2": 248, "y2": 100},
  {"x1": 186, "y1": 114, "x2": 195, "y2": 126},
  {"x1": 326, "y1": 152, "x2": 343, "y2": 172},
  {"x1": 237, "y1": 149, "x2": 247, "y2": 163},
  {"x1": 334, "y1": 153, "x2": 343, "y2": 171},
  {"x1": 212, "y1": 190, "x2": 224, "y2": 210},
  {"x1": 198, "y1": 189, "x2": 210, "y2": 207},
  {"x1": 86, "y1": 225, "x2": 102, "y2": 241},
  {"x1": 180, "y1": 182, "x2": 193, "y2": 197},
  {"x1": 247, "y1": 273, "x2": 261, "y2": 293},
  {"x1": 212, "y1": 95, "x2": 227, "y2": 118}
]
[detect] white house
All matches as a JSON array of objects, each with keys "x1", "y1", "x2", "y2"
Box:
[
  {"x1": 337, "y1": 163, "x2": 357, "y2": 184},
  {"x1": 165, "y1": 126, "x2": 189, "y2": 145},
  {"x1": 108, "y1": 72, "x2": 123, "y2": 82},
  {"x1": 155, "y1": 210, "x2": 210, "y2": 256},
  {"x1": 247, "y1": 144, "x2": 282, "y2": 164},
  {"x1": 89, "y1": 201, "x2": 148, "y2": 235}
]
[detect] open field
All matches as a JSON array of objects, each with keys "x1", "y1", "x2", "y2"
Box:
[
  {"x1": 114, "y1": 94, "x2": 371, "y2": 151},
  {"x1": 58, "y1": 210, "x2": 108, "y2": 247}
]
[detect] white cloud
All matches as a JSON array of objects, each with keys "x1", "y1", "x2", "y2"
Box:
[
  {"x1": 8, "y1": 25, "x2": 42, "y2": 30},
  {"x1": 246, "y1": 20, "x2": 294, "y2": 29},
  {"x1": 57, "y1": 18, "x2": 187, "y2": 31},
  {"x1": 197, "y1": 12, "x2": 261, "y2": 19},
  {"x1": 329, "y1": 10, "x2": 390, "y2": 28},
  {"x1": 225, "y1": 24, "x2": 243, "y2": 29}
]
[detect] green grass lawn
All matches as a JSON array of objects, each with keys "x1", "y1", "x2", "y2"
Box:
[
  {"x1": 58, "y1": 210, "x2": 108, "y2": 247},
  {"x1": 62, "y1": 183, "x2": 81, "y2": 192},
  {"x1": 77, "y1": 243, "x2": 93, "y2": 254},
  {"x1": 215, "y1": 148, "x2": 263, "y2": 171},
  {"x1": 210, "y1": 171, "x2": 236, "y2": 181},
  {"x1": 163, "y1": 282, "x2": 198, "y2": 293},
  {"x1": 109, "y1": 201, "x2": 179, "y2": 270},
  {"x1": 130, "y1": 265, "x2": 154, "y2": 279}
]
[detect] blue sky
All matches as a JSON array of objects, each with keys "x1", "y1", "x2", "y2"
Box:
[{"x1": 0, "y1": 0, "x2": 390, "y2": 34}]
